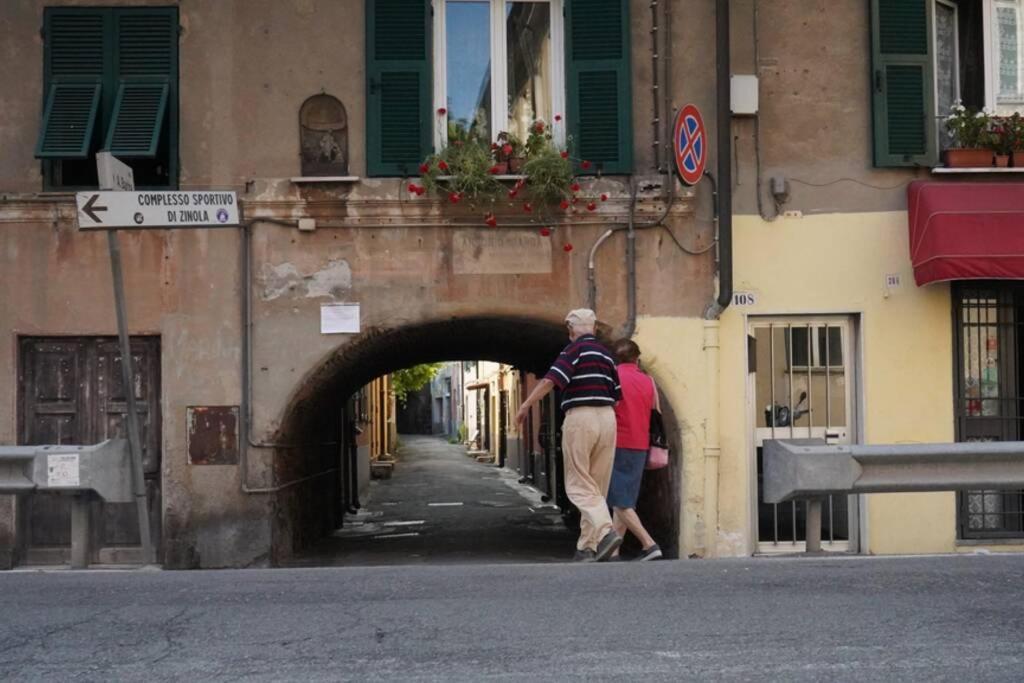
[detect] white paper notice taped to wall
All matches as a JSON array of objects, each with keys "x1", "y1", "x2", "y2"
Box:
[
  {"x1": 321, "y1": 303, "x2": 360, "y2": 334},
  {"x1": 47, "y1": 453, "x2": 80, "y2": 487}
]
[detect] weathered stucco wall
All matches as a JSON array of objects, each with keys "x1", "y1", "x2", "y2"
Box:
[{"x1": 0, "y1": 0, "x2": 721, "y2": 567}]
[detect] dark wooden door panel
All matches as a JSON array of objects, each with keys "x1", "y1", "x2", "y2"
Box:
[{"x1": 19, "y1": 336, "x2": 161, "y2": 553}]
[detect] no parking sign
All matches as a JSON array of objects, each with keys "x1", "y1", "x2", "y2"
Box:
[{"x1": 673, "y1": 104, "x2": 707, "y2": 186}]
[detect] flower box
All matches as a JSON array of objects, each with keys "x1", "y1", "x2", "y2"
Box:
[{"x1": 943, "y1": 148, "x2": 993, "y2": 168}]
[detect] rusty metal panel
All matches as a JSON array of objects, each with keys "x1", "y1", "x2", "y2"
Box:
[{"x1": 187, "y1": 406, "x2": 240, "y2": 466}]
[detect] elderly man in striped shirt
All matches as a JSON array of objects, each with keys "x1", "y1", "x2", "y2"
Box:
[{"x1": 515, "y1": 308, "x2": 623, "y2": 562}]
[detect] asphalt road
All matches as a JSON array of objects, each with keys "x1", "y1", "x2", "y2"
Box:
[
  {"x1": 2, "y1": 554, "x2": 1023, "y2": 681},
  {"x1": 287, "y1": 435, "x2": 577, "y2": 567}
]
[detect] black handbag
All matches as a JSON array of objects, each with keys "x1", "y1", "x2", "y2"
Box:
[{"x1": 647, "y1": 409, "x2": 669, "y2": 469}]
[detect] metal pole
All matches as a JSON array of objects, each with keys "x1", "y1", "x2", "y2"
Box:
[
  {"x1": 107, "y1": 230, "x2": 154, "y2": 565},
  {"x1": 70, "y1": 494, "x2": 91, "y2": 569},
  {"x1": 805, "y1": 498, "x2": 822, "y2": 553}
]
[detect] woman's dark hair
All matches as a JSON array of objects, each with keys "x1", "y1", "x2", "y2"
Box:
[{"x1": 613, "y1": 339, "x2": 641, "y2": 364}]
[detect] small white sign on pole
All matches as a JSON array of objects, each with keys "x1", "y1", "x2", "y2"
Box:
[
  {"x1": 47, "y1": 453, "x2": 81, "y2": 487},
  {"x1": 97, "y1": 151, "x2": 135, "y2": 191},
  {"x1": 321, "y1": 303, "x2": 361, "y2": 334}
]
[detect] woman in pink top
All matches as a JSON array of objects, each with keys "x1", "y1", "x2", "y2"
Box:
[{"x1": 607, "y1": 339, "x2": 662, "y2": 560}]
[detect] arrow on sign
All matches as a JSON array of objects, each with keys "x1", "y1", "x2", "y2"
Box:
[{"x1": 82, "y1": 194, "x2": 108, "y2": 223}]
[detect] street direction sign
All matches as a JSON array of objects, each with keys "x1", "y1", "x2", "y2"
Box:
[
  {"x1": 97, "y1": 152, "x2": 135, "y2": 191},
  {"x1": 75, "y1": 190, "x2": 240, "y2": 229},
  {"x1": 673, "y1": 104, "x2": 707, "y2": 186}
]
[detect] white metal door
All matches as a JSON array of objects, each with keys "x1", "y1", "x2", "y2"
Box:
[{"x1": 749, "y1": 317, "x2": 858, "y2": 553}]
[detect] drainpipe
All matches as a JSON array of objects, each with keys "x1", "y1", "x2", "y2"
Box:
[{"x1": 700, "y1": 0, "x2": 733, "y2": 558}]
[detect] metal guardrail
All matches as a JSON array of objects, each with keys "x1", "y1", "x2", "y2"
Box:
[
  {"x1": 763, "y1": 439, "x2": 1024, "y2": 552},
  {"x1": 0, "y1": 440, "x2": 133, "y2": 568}
]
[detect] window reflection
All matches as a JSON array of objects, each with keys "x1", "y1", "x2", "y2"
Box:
[
  {"x1": 446, "y1": 1, "x2": 492, "y2": 142},
  {"x1": 506, "y1": 2, "x2": 552, "y2": 140}
]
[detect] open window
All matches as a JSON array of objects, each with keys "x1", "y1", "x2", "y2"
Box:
[
  {"x1": 872, "y1": 0, "x2": 1024, "y2": 167},
  {"x1": 36, "y1": 7, "x2": 178, "y2": 189}
]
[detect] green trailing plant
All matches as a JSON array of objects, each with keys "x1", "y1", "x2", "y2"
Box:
[
  {"x1": 390, "y1": 363, "x2": 444, "y2": 406},
  {"x1": 409, "y1": 117, "x2": 605, "y2": 232},
  {"x1": 418, "y1": 140, "x2": 505, "y2": 206}
]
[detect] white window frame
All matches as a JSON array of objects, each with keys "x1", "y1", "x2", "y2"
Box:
[
  {"x1": 984, "y1": 0, "x2": 1024, "y2": 112},
  {"x1": 933, "y1": 0, "x2": 962, "y2": 115},
  {"x1": 432, "y1": 0, "x2": 566, "y2": 152}
]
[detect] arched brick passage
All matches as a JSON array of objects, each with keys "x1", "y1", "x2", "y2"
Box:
[{"x1": 269, "y1": 315, "x2": 681, "y2": 562}]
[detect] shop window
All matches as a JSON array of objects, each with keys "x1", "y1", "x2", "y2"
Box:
[{"x1": 953, "y1": 283, "x2": 1024, "y2": 538}]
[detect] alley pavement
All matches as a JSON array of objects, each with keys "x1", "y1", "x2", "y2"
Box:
[
  {"x1": 287, "y1": 435, "x2": 577, "y2": 566},
  {"x1": 2, "y1": 554, "x2": 1024, "y2": 681}
]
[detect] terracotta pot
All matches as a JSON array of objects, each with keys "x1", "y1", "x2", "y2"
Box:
[
  {"x1": 943, "y1": 148, "x2": 993, "y2": 168},
  {"x1": 508, "y1": 156, "x2": 526, "y2": 174},
  {"x1": 491, "y1": 161, "x2": 509, "y2": 174},
  {"x1": 995, "y1": 154, "x2": 1011, "y2": 168},
  {"x1": 1013, "y1": 150, "x2": 1024, "y2": 168}
]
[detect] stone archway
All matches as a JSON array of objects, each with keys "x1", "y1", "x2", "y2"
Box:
[{"x1": 266, "y1": 315, "x2": 683, "y2": 563}]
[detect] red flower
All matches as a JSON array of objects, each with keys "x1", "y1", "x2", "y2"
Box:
[
  {"x1": 560, "y1": 151, "x2": 569, "y2": 159},
  {"x1": 491, "y1": 142, "x2": 499, "y2": 150},
  {"x1": 448, "y1": 192, "x2": 461, "y2": 204},
  {"x1": 554, "y1": 114, "x2": 562, "y2": 122},
  {"x1": 489, "y1": 165, "x2": 502, "y2": 175},
  {"x1": 515, "y1": 178, "x2": 526, "y2": 190},
  {"x1": 419, "y1": 163, "x2": 430, "y2": 174},
  {"x1": 600, "y1": 193, "x2": 609, "y2": 202},
  {"x1": 502, "y1": 144, "x2": 514, "y2": 156},
  {"x1": 407, "y1": 183, "x2": 417, "y2": 193},
  {"x1": 539, "y1": 227, "x2": 552, "y2": 237},
  {"x1": 523, "y1": 202, "x2": 533, "y2": 213},
  {"x1": 534, "y1": 121, "x2": 545, "y2": 133},
  {"x1": 485, "y1": 214, "x2": 498, "y2": 228},
  {"x1": 587, "y1": 202, "x2": 597, "y2": 212},
  {"x1": 563, "y1": 243, "x2": 574, "y2": 253},
  {"x1": 508, "y1": 189, "x2": 518, "y2": 199},
  {"x1": 559, "y1": 199, "x2": 570, "y2": 210},
  {"x1": 408, "y1": 183, "x2": 426, "y2": 195},
  {"x1": 581, "y1": 160, "x2": 592, "y2": 170},
  {"x1": 438, "y1": 160, "x2": 449, "y2": 172},
  {"x1": 437, "y1": 107, "x2": 447, "y2": 115},
  {"x1": 571, "y1": 183, "x2": 581, "y2": 193}
]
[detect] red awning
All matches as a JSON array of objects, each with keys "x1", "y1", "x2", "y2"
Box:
[{"x1": 909, "y1": 180, "x2": 1024, "y2": 286}]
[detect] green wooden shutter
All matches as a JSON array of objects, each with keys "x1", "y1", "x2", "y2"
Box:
[
  {"x1": 565, "y1": 0, "x2": 632, "y2": 175},
  {"x1": 104, "y1": 81, "x2": 169, "y2": 157},
  {"x1": 366, "y1": 0, "x2": 431, "y2": 177},
  {"x1": 871, "y1": 0, "x2": 937, "y2": 167},
  {"x1": 35, "y1": 9, "x2": 110, "y2": 159},
  {"x1": 106, "y1": 9, "x2": 177, "y2": 161},
  {"x1": 36, "y1": 82, "x2": 103, "y2": 159}
]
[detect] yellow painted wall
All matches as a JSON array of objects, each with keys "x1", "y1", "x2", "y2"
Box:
[
  {"x1": 633, "y1": 317, "x2": 711, "y2": 558},
  {"x1": 715, "y1": 212, "x2": 958, "y2": 556}
]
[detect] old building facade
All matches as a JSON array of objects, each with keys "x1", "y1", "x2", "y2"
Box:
[{"x1": 2, "y1": 0, "x2": 1022, "y2": 568}]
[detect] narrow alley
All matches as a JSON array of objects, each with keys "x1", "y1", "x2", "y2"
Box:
[{"x1": 287, "y1": 435, "x2": 576, "y2": 566}]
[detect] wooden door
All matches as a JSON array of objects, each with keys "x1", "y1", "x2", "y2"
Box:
[{"x1": 19, "y1": 337, "x2": 161, "y2": 555}]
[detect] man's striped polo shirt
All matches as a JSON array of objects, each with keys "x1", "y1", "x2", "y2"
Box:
[{"x1": 544, "y1": 334, "x2": 621, "y2": 412}]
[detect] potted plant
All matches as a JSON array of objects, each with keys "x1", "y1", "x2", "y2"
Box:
[
  {"x1": 1003, "y1": 113, "x2": 1024, "y2": 167},
  {"x1": 991, "y1": 116, "x2": 1016, "y2": 167},
  {"x1": 417, "y1": 138, "x2": 505, "y2": 206},
  {"x1": 493, "y1": 131, "x2": 524, "y2": 174},
  {"x1": 944, "y1": 102, "x2": 994, "y2": 168}
]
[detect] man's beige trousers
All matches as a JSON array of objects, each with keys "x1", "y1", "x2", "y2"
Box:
[{"x1": 561, "y1": 406, "x2": 617, "y2": 551}]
